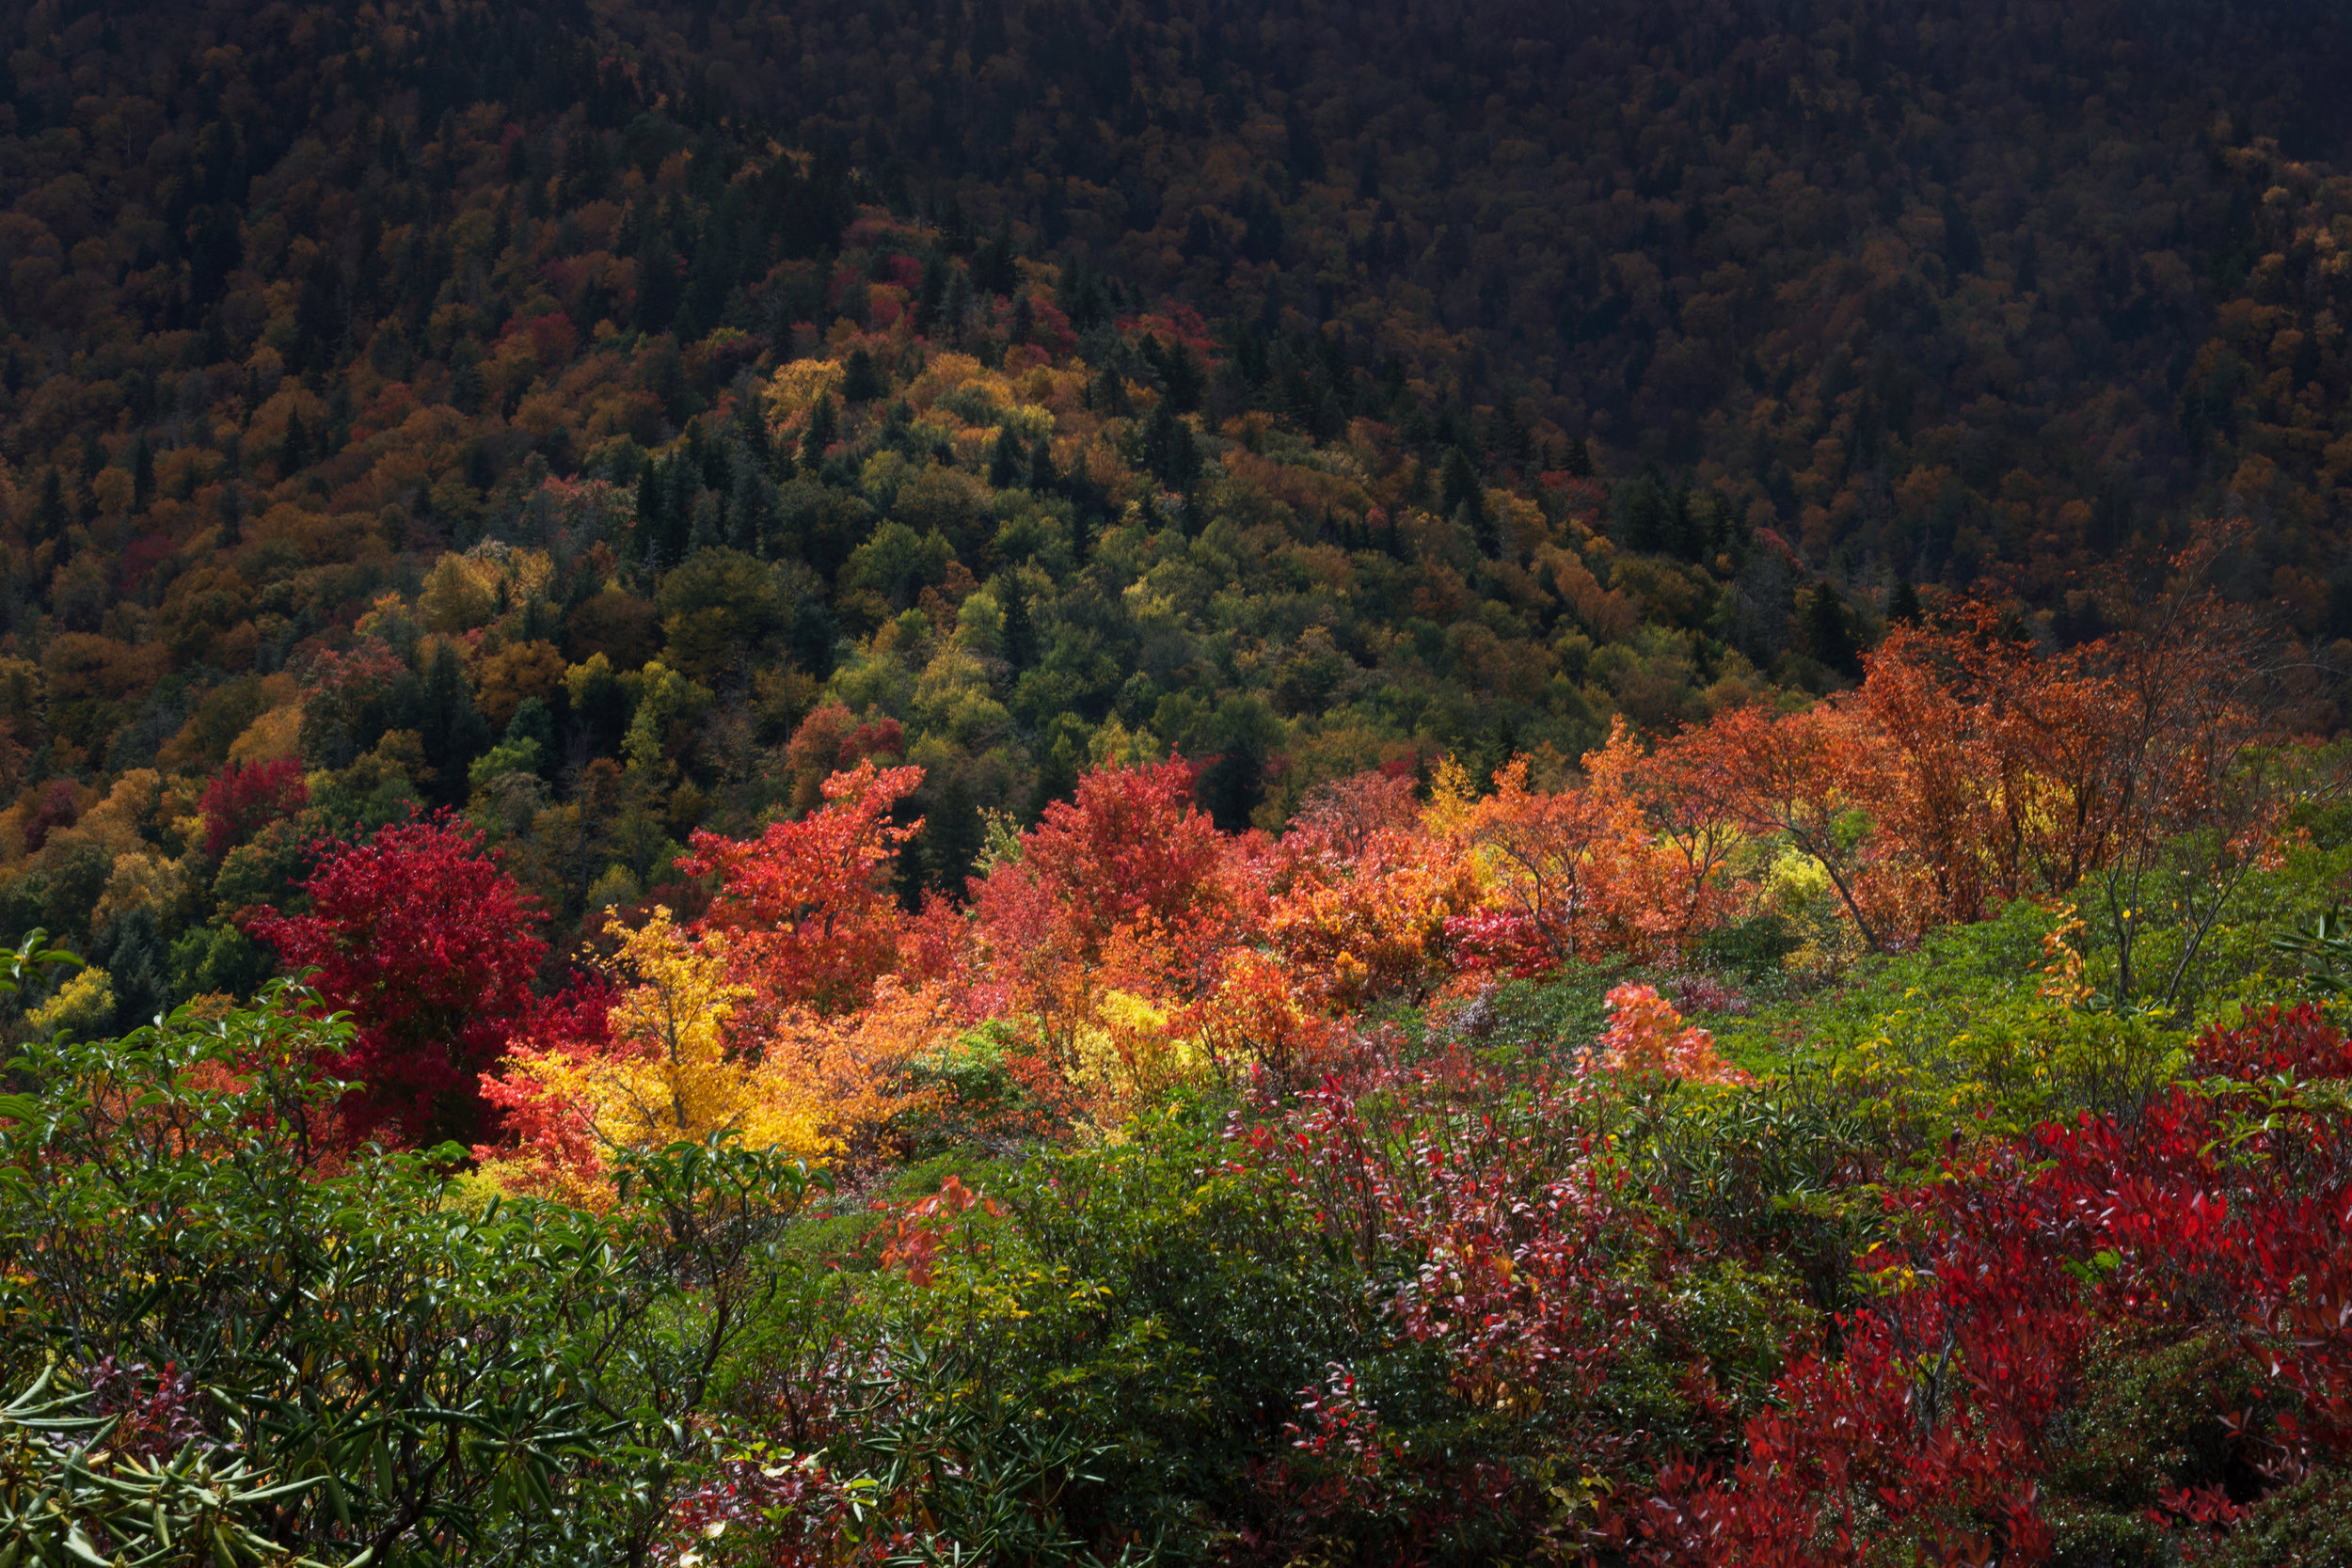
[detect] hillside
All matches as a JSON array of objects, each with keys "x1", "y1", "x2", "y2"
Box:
[
  {"x1": 650, "y1": 0, "x2": 2352, "y2": 597},
  {"x1": 2, "y1": 4, "x2": 2352, "y2": 1565}
]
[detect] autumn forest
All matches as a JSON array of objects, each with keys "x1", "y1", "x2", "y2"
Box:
[{"x1": 4, "y1": 0, "x2": 2352, "y2": 1563}]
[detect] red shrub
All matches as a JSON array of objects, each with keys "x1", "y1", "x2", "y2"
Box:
[{"x1": 1615, "y1": 1006, "x2": 2352, "y2": 1565}]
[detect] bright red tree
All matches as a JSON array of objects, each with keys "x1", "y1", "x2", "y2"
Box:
[
  {"x1": 974, "y1": 755, "x2": 1254, "y2": 995},
  {"x1": 246, "y1": 812, "x2": 548, "y2": 1145},
  {"x1": 200, "y1": 755, "x2": 310, "y2": 859}
]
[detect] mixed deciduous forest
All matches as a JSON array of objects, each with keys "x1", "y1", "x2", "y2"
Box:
[{"x1": 5, "y1": 0, "x2": 2352, "y2": 1563}]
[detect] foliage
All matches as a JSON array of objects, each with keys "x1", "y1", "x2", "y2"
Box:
[
  {"x1": 246, "y1": 813, "x2": 548, "y2": 1144},
  {"x1": 4, "y1": 5, "x2": 2352, "y2": 1560},
  {"x1": 0, "y1": 1364, "x2": 327, "y2": 1568},
  {"x1": 682, "y1": 762, "x2": 922, "y2": 1018}
]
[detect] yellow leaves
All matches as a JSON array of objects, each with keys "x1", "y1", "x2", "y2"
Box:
[
  {"x1": 484, "y1": 907, "x2": 940, "y2": 1204},
  {"x1": 1064, "y1": 988, "x2": 1206, "y2": 1132},
  {"x1": 1421, "y1": 753, "x2": 1482, "y2": 839},
  {"x1": 29, "y1": 967, "x2": 114, "y2": 1039},
  {"x1": 765, "y1": 356, "x2": 844, "y2": 422}
]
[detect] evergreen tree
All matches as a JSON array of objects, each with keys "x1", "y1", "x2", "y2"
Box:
[
  {"x1": 280, "y1": 412, "x2": 310, "y2": 475},
  {"x1": 989, "y1": 426, "x2": 1025, "y2": 488},
  {"x1": 973, "y1": 224, "x2": 1017, "y2": 296},
  {"x1": 504, "y1": 696, "x2": 557, "y2": 775},
  {"x1": 730, "y1": 458, "x2": 778, "y2": 554},
  {"x1": 32, "y1": 467, "x2": 66, "y2": 544},
  {"x1": 1440, "y1": 447, "x2": 1494, "y2": 554},
  {"x1": 688, "y1": 490, "x2": 723, "y2": 552},
  {"x1": 1801, "y1": 582, "x2": 1863, "y2": 678},
  {"x1": 921, "y1": 777, "x2": 986, "y2": 898},
  {"x1": 1139, "y1": 399, "x2": 1201, "y2": 497},
  {"x1": 634, "y1": 457, "x2": 667, "y2": 564},
  {"x1": 840, "y1": 347, "x2": 885, "y2": 404},
  {"x1": 800, "y1": 394, "x2": 837, "y2": 467},
  {"x1": 130, "y1": 436, "x2": 154, "y2": 513},
  {"x1": 419, "y1": 640, "x2": 492, "y2": 803},
  {"x1": 998, "y1": 578, "x2": 1039, "y2": 670}
]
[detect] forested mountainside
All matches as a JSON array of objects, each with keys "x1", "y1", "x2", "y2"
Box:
[
  {"x1": 625, "y1": 0, "x2": 2352, "y2": 591},
  {"x1": 8, "y1": 3, "x2": 2352, "y2": 1565},
  {"x1": 0, "y1": 0, "x2": 1856, "y2": 1006},
  {"x1": 4, "y1": 0, "x2": 2352, "y2": 1005}
]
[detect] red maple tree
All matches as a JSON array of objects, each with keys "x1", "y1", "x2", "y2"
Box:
[
  {"x1": 246, "y1": 812, "x2": 548, "y2": 1145},
  {"x1": 679, "y1": 760, "x2": 924, "y2": 1018}
]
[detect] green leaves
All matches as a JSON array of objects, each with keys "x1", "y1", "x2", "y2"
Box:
[
  {"x1": 0, "y1": 990, "x2": 686, "y2": 1567},
  {"x1": 0, "y1": 1368, "x2": 329, "y2": 1568},
  {"x1": 0, "y1": 928, "x2": 83, "y2": 1001},
  {"x1": 2270, "y1": 903, "x2": 2352, "y2": 994}
]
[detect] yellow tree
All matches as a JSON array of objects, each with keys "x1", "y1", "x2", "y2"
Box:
[
  {"x1": 477, "y1": 908, "x2": 829, "y2": 1203},
  {"x1": 480, "y1": 906, "x2": 940, "y2": 1201}
]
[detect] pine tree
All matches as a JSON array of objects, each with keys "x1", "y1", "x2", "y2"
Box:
[
  {"x1": 840, "y1": 347, "x2": 885, "y2": 403},
  {"x1": 999, "y1": 578, "x2": 1039, "y2": 670},
  {"x1": 1801, "y1": 582, "x2": 1862, "y2": 677},
  {"x1": 130, "y1": 436, "x2": 154, "y2": 513},
  {"x1": 634, "y1": 458, "x2": 667, "y2": 564},
  {"x1": 420, "y1": 640, "x2": 492, "y2": 804},
  {"x1": 32, "y1": 467, "x2": 66, "y2": 544},
  {"x1": 688, "y1": 490, "x2": 723, "y2": 552},
  {"x1": 731, "y1": 458, "x2": 779, "y2": 555},
  {"x1": 801, "y1": 393, "x2": 837, "y2": 467},
  {"x1": 922, "y1": 777, "x2": 987, "y2": 898},
  {"x1": 989, "y1": 426, "x2": 1024, "y2": 488}
]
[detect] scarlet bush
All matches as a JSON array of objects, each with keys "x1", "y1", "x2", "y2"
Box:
[
  {"x1": 679, "y1": 759, "x2": 922, "y2": 1018},
  {"x1": 1614, "y1": 1006, "x2": 2352, "y2": 1565},
  {"x1": 976, "y1": 756, "x2": 1251, "y2": 978}
]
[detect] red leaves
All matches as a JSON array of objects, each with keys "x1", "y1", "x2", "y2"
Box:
[
  {"x1": 680, "y1": 760, "x2": 923, "y2": 1017},
  {"x1": 199, "y1": 755, "x2": 309, "y2": 859},
  {"x1": 1236, "y1": 1044, "x2": 1756, "y2": 1521},
  {"x1": 975, "y1": 755, "x2": 1257, "y2": 999},
  {"x1": 875, "y1": 1174, "x2": 1002, "y2": 1287},
  {"x1": 246, "y1": 812, "x2": 548, "y2": 1145},
  {"x1": 2191, "y1": 1002, "x2": 2352, "y2": 1082},
  {"x1": 1620, "y1": 1006, "x2": 2352, "y2": 1564}
]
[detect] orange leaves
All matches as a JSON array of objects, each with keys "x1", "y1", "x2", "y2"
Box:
[
  {"x1": 1595, "y1": 983, "x2": 1747, "y2": 1086},
  {"x1": 681, "y1": 760, "x2": 923, "y2": 1016},
  {"x1": 763, "y1": 974, "x2": 948, "y2": 1160},
  {"x1": 1268, "y1": 771, "x2": 1477, "y2": 1006},
  {"x1": 1651, "y1": 698, "x2": 1913, "y2": 950},
  {"x1": 1174, "y1": 948, "x2": 1352, "y2": 1088},
  {"x1": 1455, "y1": 753, "x2": 1618, "y2": 967},
  {"x1": 974, "y1": 756, "x2": 1255, "y2": 1003},
  {"x1": 1441, "y1": 723, "x2": 1740, "y2": 974},
  {"x1": 877, "y1": 1175, "x2": 1002, "y2": 1287}
]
